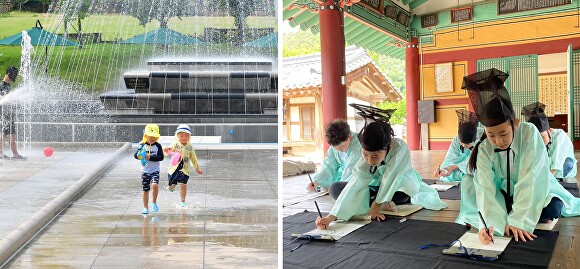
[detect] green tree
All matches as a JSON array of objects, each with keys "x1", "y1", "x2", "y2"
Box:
[
  {"x1": 216, "y1": 0, "x2": 258, "y2": 43},
  {"x1": 282, "y1": 30, "x2": 321, "y2": 57},
  {"x1": 377, "y1": 93, "x2": 407, "y2": 126},
  {"x1": 126, "y1": 0, "x2": 190, "y2": 28},
  {"x1": 368, "y1": 52, "x2": 407, "y2": 125}
]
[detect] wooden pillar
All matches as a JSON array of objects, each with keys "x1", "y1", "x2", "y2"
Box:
[
  {"x1": 406, "y1": 37, "x2": 420, "y2": 150},
  {"x1": 319, "y1": 1, "x2": 346, "y2": 152}
]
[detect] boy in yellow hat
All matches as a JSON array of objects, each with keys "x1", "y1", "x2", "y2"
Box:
[
  {"x1": 164, "y1": 124, "x2": 203, "y2": 208},
  {"x1": 134, "y1": 124, "x2": 164, "y2": 214}
]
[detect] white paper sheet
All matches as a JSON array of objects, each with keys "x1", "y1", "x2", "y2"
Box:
[
  {"x1": 303, "y1": 219, "x2": 371, "y2": 240},
  {"x1": 380, "y1": 204, "x2": 423, "y2": 216},
  {"x1": 453, "y1": 231, "x2": 511, "y2": 252},
  {"x1": 430, "y1": 184, "x2": 454, "y2": 191}
]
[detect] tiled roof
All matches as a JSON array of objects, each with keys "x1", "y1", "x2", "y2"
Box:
[{"x1": 282, "y1": 46, "x2": 401, "y2": 100}]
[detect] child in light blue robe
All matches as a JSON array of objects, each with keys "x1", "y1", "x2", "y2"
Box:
[
  {"x1": 522, "y1": 102, "x2": 577, "y2": 180},
  {"x1": 308, "y1": 119, "x2": 362, "y2": 198},
  {"x1": 548, "y1": 128, "x2": 577, "y2": 179},
  {"x1": 462, "y1": 68, "x2": 580, "y2": 244},
  {"x1": 440, "y1": 110, "x2": 485, "y2": 226},
  {"x1": 436, "y1": 110, "x2": 484, "y2": 182},
  {"x1": 315, "y1": 105, "x2": 446, "y2": 228}
]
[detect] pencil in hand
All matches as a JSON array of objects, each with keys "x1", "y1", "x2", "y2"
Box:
[
  {"x1": 478, "y1": 211, "x2": 494, "y2": 244},
  {"x1": 315, "y1": 200, "x2": 326, "y2": 230}
]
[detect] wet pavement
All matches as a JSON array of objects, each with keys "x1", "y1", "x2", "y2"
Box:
[{"x1": 1, "y1": 144, "x2": 277, "y2": 268}]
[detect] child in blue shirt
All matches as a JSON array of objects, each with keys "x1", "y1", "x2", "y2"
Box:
[{"x1": 134, "y1": 124, "x2": 164, "y2": 214}]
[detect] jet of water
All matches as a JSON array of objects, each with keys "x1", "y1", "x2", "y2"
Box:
[{"x1": 20, "y1": 30, "x2": 35, "y2": 85}]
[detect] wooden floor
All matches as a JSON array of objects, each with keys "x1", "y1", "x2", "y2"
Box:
[{"x1": 282, "y1": 150, "x2": 580, "y2": 269}]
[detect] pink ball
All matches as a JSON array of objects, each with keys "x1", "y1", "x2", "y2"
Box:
[
  {"x1": 171, "y1": 152, "x2": 181, "y2": 166},
  {"x1": 43, "y1": 147, "x2": 53, "y2": 157}
]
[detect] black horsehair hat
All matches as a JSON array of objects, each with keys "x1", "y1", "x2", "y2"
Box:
[
  {"x1": 521, "y1": 102, "x2": 550, "y2": 132},
  {"x1": 349, "y1": 104, "x2": 395, "y2": 152},
  {"x1": 462, "y1": 68, "x2": 513, "y2": 127},
  {"x1": 456, "y1": 109, "x2": 479, "y2": 143}
]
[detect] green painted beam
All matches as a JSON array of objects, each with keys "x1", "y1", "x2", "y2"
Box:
[
  {"x1": 375, "y1": 46, "x2": 389, "y2": 55},
  {"x1": 357, "y1": 32, "x2": 386, "y2": 48},
  {"x1": 349, "y1": 5, "x2": 409, "y2": 41},
  {"x1": 301, "y1": 13, "x2": 320, "y2": 30},
  {"x1": 346, "y1": 24, "x2": 374, "y2": 41},
  {"x1": 402, "y1": 0, "x2": 413, "y2": 5},
  {"x1": 310, "y1": 25, "x2": 320, "y2": 34},
  {"x1": 344, "y1": 20, "x2": 367, "y2": 33},
  {"x1": 349, "y1": 28, "x2": 380, "y2": 44},
  {"x1": 289, "y1": 10, "x2": 317, "y2": 26},
  {"x1": 366, "y1": 35, "x2": 390, "y2": 48},
  {"x1": 383, "y1": 46, "x2": 402, "y2": 56},
  {"x1": 282, "y1": 0, "x2": 297, "y2": 9},
  {"x1": 409, "y1": 0, "x2": 429, "y2": 10},
  {"x1": 282, "y1": 7, "x2": 303, "y2": 21}
]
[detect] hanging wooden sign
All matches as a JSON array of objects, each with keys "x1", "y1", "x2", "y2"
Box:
[
  {"x1": 359, "y1": 0, "x2": 383, "y2": 14},
  {"x1": 498, "y1": 0, "x2": 571, "y2": 15},
  {"x1": 397, "y1": 12, "x2": 410, "y2": 26},
  {"x1": 450, "y1": 7, "x2": 472, "y2": 23},
  {"x1": 384, "y1": 5, "x2": 398, "y2": 20},
  {"x1": 421, "y1": 13, "x2": 438, "y2": 28}
]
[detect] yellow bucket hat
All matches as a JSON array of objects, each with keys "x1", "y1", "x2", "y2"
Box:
[{"x1": 141, "y1": 124, "x2": 160, "y2": 143}]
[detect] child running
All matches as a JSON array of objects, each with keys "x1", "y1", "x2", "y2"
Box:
[
  {"x1": 164, "y1": 124, "x2": 203, "y2": 207},
  {"x1": 134, "y1": 124, "x2": 164, "y2": 214}
]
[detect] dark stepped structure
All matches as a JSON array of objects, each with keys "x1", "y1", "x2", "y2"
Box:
[{"x1": 16, "y1": 60, "x2": 277, "y2": 143}]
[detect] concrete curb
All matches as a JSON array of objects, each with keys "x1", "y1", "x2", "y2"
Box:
[{"x1": 0, "y1": 142, "x2": 132, "y2": 267}]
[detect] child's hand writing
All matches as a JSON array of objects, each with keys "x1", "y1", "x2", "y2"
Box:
[
  {"x1": 505, "y1": 225, "x2": 536, "y2": 242},
  {"x1": 315, "y1": 216, "x2": 333, "y2": 230},
  {"x1": 307, "y1": 181, "x2": 318, "y2": 192},
  {"x1": 478, "y1": 226, "x2": 494, "y2": 245}
]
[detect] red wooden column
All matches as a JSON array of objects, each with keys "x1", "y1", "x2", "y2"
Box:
[
  {"x1": 405, "y1": 37, "x2": 420, "y2": 150},
  {"x1": 319, "y1": 1, "x2": 346, "y2": 152}
]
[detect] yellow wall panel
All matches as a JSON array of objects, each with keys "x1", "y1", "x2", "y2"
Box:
[
  {"x1": 421, "y1": 62, "x2": 469, "y2": 100},
  {"x1": 422, "y1": 11, "x2": 580, "y2": 54},
  {"x1": 428, "y1": 105, "x2": 469, "y2": 141}
]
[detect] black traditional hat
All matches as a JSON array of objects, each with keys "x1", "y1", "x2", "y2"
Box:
[
  {"x1": 521, "y1": 102, "x2": 549, "y2": 133},
  {"x1": 456, "y1": 109, "x2": 479, "y2": 143},
  {"x1": 462, "y1": 68, "x2": 513, "y2": 127},
  {"x1": 349, "y1": 104, "x2": 395, "y2": 152}
]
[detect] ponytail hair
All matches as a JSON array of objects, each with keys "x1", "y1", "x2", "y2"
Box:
[{"x1": 468, "y1": 132, "x2": 487, "y2": 173}]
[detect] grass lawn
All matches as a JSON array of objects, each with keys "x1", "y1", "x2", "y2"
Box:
[
  {"x1": 1, "y1": 43, "x2": 276, "y2": 92},
  {"x1": 0, "y1": 12, "x2": 277, "y2": 40},
  {"x1": 0, "y1": 12, "x2": 277, "y2": 92}
]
